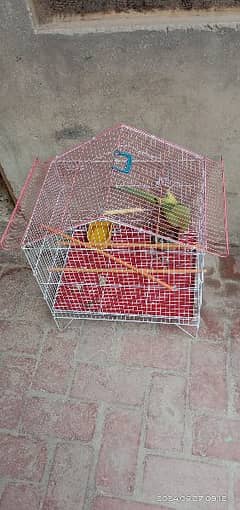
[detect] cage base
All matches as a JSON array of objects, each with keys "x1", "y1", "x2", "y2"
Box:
[{"x1": 51, "y1": 309, "x2": 200, "y2": 335}]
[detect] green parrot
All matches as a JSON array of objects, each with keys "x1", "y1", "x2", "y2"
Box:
[
  {"x1": 161, "y1": 191, "x2": 191, "y2": 232},
  {"x1": 163, "y1": 202, "x2": 191, "y2": 232},
  {"x1": 114, "y1": 186, "x2": 191, "y2": 232}
]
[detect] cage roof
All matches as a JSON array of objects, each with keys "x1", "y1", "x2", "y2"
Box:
[{"x1": 1, "y1": 124, "x2": 229, "y2": 257}]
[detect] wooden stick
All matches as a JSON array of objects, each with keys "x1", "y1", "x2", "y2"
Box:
[
  {"x1": 42, "y1": 225, "x2": 174, "y2": 291},
  {"x1": 57, "y1": 241, "x2": 194, "y2": 250},
  {"x1": 50, "y1": 266, "x2": 206, "y2": 275},
  {"x1": 103, "y1": 208, "x2": 145, "y2": 215}
]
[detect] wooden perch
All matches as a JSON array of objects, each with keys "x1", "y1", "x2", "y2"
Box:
[
  {"x1": 50, "y1": 266, "x2": 206, "y2": 275},
  {"x1": 103, "y1": 207, "x2": 145, "y2": 215},
  {"x1": 57, "y1": 241, "x2": 193, "y2": 250}
]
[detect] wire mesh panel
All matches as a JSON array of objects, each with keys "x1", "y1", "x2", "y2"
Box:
[
  {"x1": 52, "y1": 224, "x2": 202, "y2": 322},
  {"x1": 0, "y1": 124, "x2": 228, "y2": 335},
  {"x1": 22, "y1": 219, "x2": 204, "y2": 335}
]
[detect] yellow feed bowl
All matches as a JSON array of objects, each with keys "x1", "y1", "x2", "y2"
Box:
[{"x1": 87, "y1": 221, "x2": 112, "y2": 249}]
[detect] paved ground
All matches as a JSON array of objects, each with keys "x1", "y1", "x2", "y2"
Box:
[{"x1": 0, "y1": 191, "x2": 240, "y2": 509}]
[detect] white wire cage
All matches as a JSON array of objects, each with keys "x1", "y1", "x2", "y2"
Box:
[{"x1": 0, "y1": 124, "x2": 229, "y2": 336}]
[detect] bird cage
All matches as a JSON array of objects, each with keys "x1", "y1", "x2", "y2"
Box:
[{"x1": 0, "y1": 124, "x2": 229, "y2": 337}]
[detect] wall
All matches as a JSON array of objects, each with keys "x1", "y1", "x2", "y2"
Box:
[{"x1": 0, "y1": 0, "x2": 239, "y2": 246}]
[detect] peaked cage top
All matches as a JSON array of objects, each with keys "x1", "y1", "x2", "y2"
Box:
[{"x1": 1, "y1": 124, "x2": 229, "y2": 257}]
